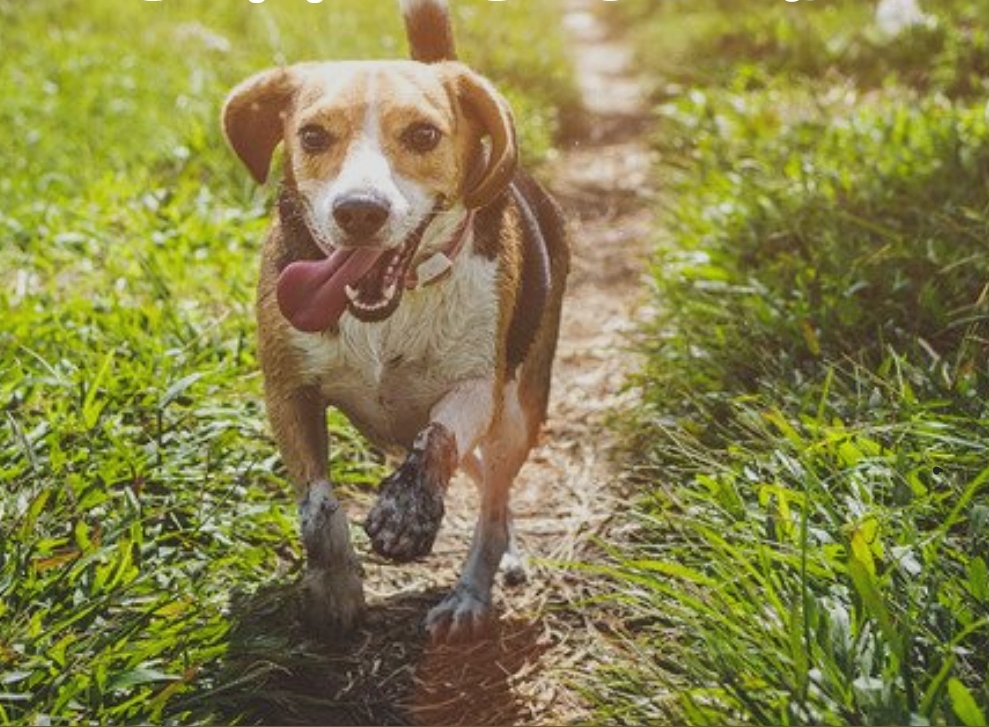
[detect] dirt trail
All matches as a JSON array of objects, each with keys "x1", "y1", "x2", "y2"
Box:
[
  {"x1": 224, "y1": 4, "x2": 656, "y2": 723},
  {"x1": 387, "y1": 3, "x2": 656, "y2": 720}
]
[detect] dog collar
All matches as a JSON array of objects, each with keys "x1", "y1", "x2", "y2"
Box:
[{"x1": 407, "y1": 211, "x2": 476, "y2": 289}]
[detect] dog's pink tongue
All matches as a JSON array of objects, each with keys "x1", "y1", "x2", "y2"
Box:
[{"x1": 276, "y1": 249, "x2": 383, "y2": 332}]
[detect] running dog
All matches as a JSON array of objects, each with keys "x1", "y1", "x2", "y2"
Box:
[{"x1": 222, "y1": 0, "x2": 569, "y2": 641}]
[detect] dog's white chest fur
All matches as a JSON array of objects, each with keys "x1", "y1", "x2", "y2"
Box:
[{"x1": 289, "y1": 253, "x2": 499, "y2": 449}]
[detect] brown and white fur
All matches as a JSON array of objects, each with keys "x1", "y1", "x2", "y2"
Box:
[{"x1": 222, "y1": 0, "x2": 568, "y2": 641}]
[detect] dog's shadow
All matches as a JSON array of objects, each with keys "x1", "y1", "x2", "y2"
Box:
[{"x1": 180, "y1": 580, "x2": 549, "y2": 725}]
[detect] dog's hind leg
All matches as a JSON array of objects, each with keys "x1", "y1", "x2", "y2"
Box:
[
  {"x1": 425, "y1": 380, "x2": 530, "y2": 641},
  {"x1": 463, "y1": 449, "x2": 527, "y2": 587},
  {"x1": 365, "y1": 377, "x2": 494, "y2": 563},
  {"x1": 267, "y1": 387, "x2": 365, "y2": 636},
  {"x1": 501, "y1": 516, "x2": 528, "y2": 586}
]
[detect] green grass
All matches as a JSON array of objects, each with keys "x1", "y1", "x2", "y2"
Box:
[
  {"x1": 0, "y1": 1, "x2": 577, "y2": 723},
  {"x1": 595, "y1": 0, "x2": 989, "y2": 724},
  {"x1": 610, "y1": 0, "x2": 989, "y2": 101}
]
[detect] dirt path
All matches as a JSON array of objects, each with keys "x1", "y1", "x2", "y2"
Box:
[
  {"x1": 388, "y1": 4, "x2": 656, "y2": 720},
  {"x1": 222, "y1": 4, "x2": 656, "y2": 723}
]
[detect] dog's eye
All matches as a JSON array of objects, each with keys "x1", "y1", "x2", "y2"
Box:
[
  {"x1": 401, "y1": 122, "x2": 442, "y2": 153},
  {"x1": 299, "y1": 125, "x2": 334, "y2": 153}
]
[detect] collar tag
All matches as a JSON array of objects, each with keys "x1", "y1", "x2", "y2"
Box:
[{"x1": 414, "y1": 252, "x2": 453, "y2": 288}]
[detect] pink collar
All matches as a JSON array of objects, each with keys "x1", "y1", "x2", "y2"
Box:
[{"x1": 406, "y1": 210, "x2": 476, "y2": 289}]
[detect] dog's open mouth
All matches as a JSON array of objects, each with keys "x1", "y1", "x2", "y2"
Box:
[{"x1": 276, "y1": 216, "x2": 433, "y2": 333}]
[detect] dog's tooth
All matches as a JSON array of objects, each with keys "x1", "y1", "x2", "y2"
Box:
[
  {"x1": 345, "y1": 284, "x2": 360, "y2": 303},
  {"x1": 383, "y1": 283, "x2": 397, "y2": 301}
]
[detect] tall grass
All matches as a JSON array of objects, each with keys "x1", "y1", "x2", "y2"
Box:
[
  {"x1": 0, "y1": 1, "x2": 577, "y2": 723},
  {"x1": 596, "y1": 0, "x2": 989, "y2": 724}
]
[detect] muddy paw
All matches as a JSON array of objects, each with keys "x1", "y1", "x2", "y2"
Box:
[
  {"x1": 300, "y1": 566, "x2": 365, "y2": 639},
  {"x1": 364, "y1": 423, "x2": 456, "y2": 562},
  {"x1": 426, "y1": 583, "x2": 494, "y2": 642}
]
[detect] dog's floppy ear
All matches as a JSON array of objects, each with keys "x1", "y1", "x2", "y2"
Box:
[
  {"x1": 452, "y1": 67, "x2": 518, "y2": 209},
  {"x1": 222, "y1": 67, "x2": 298, "y2": 184}
]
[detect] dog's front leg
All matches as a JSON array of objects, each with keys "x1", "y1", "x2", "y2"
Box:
[
  {"x1": 364, "y1": 378, "x2": 494, "y2": 562},
  {"x1": 267, "y1": 388, "x2": 365, "y2": 635},
  {"x1": 425, "y1": 380, "x2": 529, "y2": 642}
]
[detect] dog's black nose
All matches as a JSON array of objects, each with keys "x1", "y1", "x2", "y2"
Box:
[{"x1": 333, "y1": 195, "x2": 390, "y2": 239}]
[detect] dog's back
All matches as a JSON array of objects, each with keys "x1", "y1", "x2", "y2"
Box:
[{"x1": 507, "y1": 171, "x2": 570, "y2": 443}]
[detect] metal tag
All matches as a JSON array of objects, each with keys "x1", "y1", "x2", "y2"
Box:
[{"x1": 415, "y1": 252, "x2": 453, "y2": 287}]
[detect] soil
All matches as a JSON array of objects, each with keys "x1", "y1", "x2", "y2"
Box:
[{"x1": 219, "y1": 3, "x2": 656, "y2": 723}]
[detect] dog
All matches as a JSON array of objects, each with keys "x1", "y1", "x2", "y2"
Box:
[{"x1": 221, "y1": 0, "x2": 569, "y2": 641}]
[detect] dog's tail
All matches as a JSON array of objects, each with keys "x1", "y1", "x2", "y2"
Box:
[{"x1": 399, "y1": 0, "x2": 457, "y2": 63}]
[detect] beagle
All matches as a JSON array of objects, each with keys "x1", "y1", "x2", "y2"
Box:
[{"x1": 222, "y1": 0, "x2": 569, "y2": 641}]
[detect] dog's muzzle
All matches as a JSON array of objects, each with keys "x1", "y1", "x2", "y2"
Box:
[{"x1": 276, "y1": 209, "x2": 439, "y2": 332}]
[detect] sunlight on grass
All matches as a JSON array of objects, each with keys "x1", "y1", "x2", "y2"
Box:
[
  {"x1": 0, "y1": 0, "x2": 576, "y2": 722},
  {"x1": 596, "y1": 0, "x2": 989, "y2": 724}
]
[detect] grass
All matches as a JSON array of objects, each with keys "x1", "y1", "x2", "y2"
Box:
[
  {"x1": 594, "y1": 0, "x2": 989, "y2": 724},
  {"x1": 0, "y1": 1, "x2": 577, "y2": 723},
  {"x1": 610, "y1": 0, "x2": 989, "y2": 101}
]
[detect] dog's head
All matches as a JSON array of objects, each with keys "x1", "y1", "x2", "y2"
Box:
[
  {"x1": 223, "y1": 60, "x2": 516, "y2": 245},
  {"x1": 223, "y1": 60, "x2": 516, "y2": 329}
]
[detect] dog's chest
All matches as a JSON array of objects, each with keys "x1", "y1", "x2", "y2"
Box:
[{"x1": 289, "y1": 255, "x2": 499, "y2": 448}]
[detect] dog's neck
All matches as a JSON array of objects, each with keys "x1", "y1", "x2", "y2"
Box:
[{"x1": 408, "y1": 208, "x2": 475, "y2": 289}]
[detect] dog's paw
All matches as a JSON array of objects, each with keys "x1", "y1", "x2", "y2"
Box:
[
  {"x1": 364, "y1": 423, "x2": 456, "y2": 562},
  {"x1": 500, "y1": 551, "x2": 528, "y2": 588},
  {"x1": 365, "y1": 465, "x2": 445, "y2": 562},
  {"x1": 301, "y1": 565, "x2": 366, "y2": 639},
  {"x1": 425, "y1": 583, "x2": 494, "y2": 642}
]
